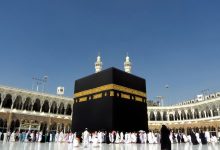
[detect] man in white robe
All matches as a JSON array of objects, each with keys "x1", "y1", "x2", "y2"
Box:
[
  {"x1": 109, "y1": 132, "x2": 114, "y2": 143},
  {"x1": 3, "y1": 132, "x2": 7, "y2": 142},
  {"x1": 36, "y1": 132, "x2": 39, "y2": 142},
  {"x1": 55, "y1": 132, "x2": 59, "y2": 142},
  {"x1": 63, "y1": 133, "x2": 69, "y2": 142},
  {"x1": 124, "y1": 132, "x2": 128, "y2": 144},
  {"x1": 92, "y1": 132, "x2": 99, "y2": 147},
  {"x1": 195, "y1": 132, "x2": 201, "y2": 143},
  {"x1": 182, "y1": 133, "x2": 188, "y2": 143},
  {"x1": 67, "y1": 132, "x2": 72, "y2": 143},
  {"x1": 30, "y1": 131, "x2": 34, "y2": 142},
  {"x1": 169, "y1": 132, "x2": 173, "y2": 144},
  {"x1": 98, "y1": 131, "x2": 102, "y2": 143},
  {"x1": 6, "y1": 131, "x2": 11, "y2": 142},
  {"x1": 24, "y1": 131, "x2": 29, "y2": 142},
  {"x1": 131, "y1": 132, "x2": 137, "y2": 143},
  {"x1": 139, "y1": 132, "x2": 144, "y2": 143},
  {"x1": 49, "y1": 132, "x2": 53, "y2": 142},
  {"x1": 120, "y1": 132, "x2": 124, "y2": 143},
  {"x1": 148, "y1": 131, "x2": 154, "y2": 144},
  {"x1": 38, "y1": 131, "x2": 42, "y2": 142},
  {"x1": 73, "y1": 137, "x2": 80, "y2": 147},
  {"x1": 82, "y1": 128, "x2": 90, "y2": 147},
  {"x1": 143, "y1": 132, "x2": 147, "y2": 143},
  {"x1": 58, "y1": 131, "x2": 64, "y2": 142},
  {"x1": 72, "y1": 132, "x2": 79, "y2": 147},
  {"x1": 211, "y1": 135, "x2": 218, "y2": 143},
  {"x1": 205, "y1": 130, "x2": 211, "y2": 143},
  {"x1": 115, "y1": 132, "x2": 120, "y2": 143},
  {"x1": 187, "y1": 135, "x2": 191, "y2": 143},
  {"x1": 10, "y1": 131, "x2": 15, "y2": 142}
]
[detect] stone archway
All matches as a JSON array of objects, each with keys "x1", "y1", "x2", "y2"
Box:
[
  {"x1": 149, "y1": 111, "x2": 155, "y2": 121},
  {"x1": 50, "y1": 101, "x2": 57, "y2": 114},
  {"x1": 201, "y1": 110, "x2": 206, "y2": 118},
  {"x1": 13, "y1": 95, "x2": 22, "y2": 110},
  {"x1": 33, "y1": 99, "x2": 41, "y2": 112},
  {"x1": 58, "y1": 103, "x2": 65, "y2": 115},
  {"x1": 206, "y1": 107, "x2": 211, "y2": 117},
  {"x1": 174, "y1": 111, "x2": 180, "y2": 120},
  {"x1": 169, "y1": 114, "x2": 174, "y2": 121},
  {"x1": 187, "y1": 109, "x2": 193, "y2": 119},
  {"x1": 156, "y1": 111, "x2": 162, "y2": 121},
  {"x1": 2, "y1": 94, "x2": 12, "y2": 108},
  {"x1": 163, "y1": 111, "x2": 167, "y2": 121},
  {"x1": 66, "y1": 104, "x2": 72, "y2": 115},
  {"x1": 181, "y1": 110, "x2": 187, "y2": 120},
  {"x1": 42, "y1": 100, "x2": 49, "y2": 113},
  {"x1": 194, "y1": 109, "x2": 199, "y2": 119},
  {"x1": 23, "y1": 97, "x2": 32, "y2": 111},
  {"x1": 212, "y1": 105, "x2": 218, "y2": 116}
]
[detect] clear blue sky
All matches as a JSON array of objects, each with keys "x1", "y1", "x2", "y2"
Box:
[{"x1": 0, "y1": 0, "x2": 220, "y2": 105}]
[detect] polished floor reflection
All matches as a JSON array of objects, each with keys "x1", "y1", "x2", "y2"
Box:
[{"x1": 0, "y1": 142, "x2": 220, "y2": 150}]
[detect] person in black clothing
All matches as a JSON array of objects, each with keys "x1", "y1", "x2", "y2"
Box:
[
  {"x1": 160, "y1": 125, "x2": 171, "y2": 150},
  {"x1": 177, "y1": 132, "x2": 181, "y2": 143},
  {"x1": 113, "y1": 131, "x2": 116, "y2": 143},
  {"x1": 105, "y1": 131, "x2": 110, "y2": 144},
  {"x1": 190, "y1": 129, "x2": 199, "y2": 145},
  {"x1": 199, "y1": 130, "x2": 207, "y2": 144},
  {"x1": 137, "y1": 132, "x2": 141, "y2": 143}
]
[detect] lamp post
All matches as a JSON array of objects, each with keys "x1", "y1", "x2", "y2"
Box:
[
  {"x1": 165, "y1": 84, "x2": 169, "y2": 105},
  {"x1": 32, "y1": 76, "x2": 48, "y2": 92},
  {"x1": 156, "y1": 96, "x2": 164, "y2": 106},
  {"x1": 42, "y1": 76, "x2": 48, "y2": 92},
  {"x1": 201, "y1": 89, "x2": 209, "y2": 100}
]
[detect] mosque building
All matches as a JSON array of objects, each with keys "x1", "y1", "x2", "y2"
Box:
[{"x1": 0, "y1": 54, "x2": 220, "y2": 135}]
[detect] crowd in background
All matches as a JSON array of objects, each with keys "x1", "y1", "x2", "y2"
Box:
[{"x1": 0, "y1": 128, "x2": 220, "y2": 147}]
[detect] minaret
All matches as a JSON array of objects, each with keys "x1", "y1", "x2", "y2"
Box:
[
  {"x1": 95, "y1": 53, "x2": 102, "y2": 73},
  {"x1": 124, "y1": 53, "x2": 132, "y2": 73}
]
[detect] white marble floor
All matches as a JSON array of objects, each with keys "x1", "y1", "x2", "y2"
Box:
[{"x1": 0, "y1": 142, "x2": 220, "y2": 150}]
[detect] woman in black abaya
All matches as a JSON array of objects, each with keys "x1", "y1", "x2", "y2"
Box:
[
  {"x1": 160, "y1": 125, "x2": 171, "y2": 150},
  {"x1": 199, "y1": 130, "x2": 207, "y2": 144},
  {"x1": 190, "y1": 129, "x2": 199, "y2": 145}
]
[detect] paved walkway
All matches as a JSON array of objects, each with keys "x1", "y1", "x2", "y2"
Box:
[{"x1": 0, "y1": 142, "x2": 220, "y2": 150}]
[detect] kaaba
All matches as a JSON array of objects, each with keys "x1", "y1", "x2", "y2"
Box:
[{"x1": 72, "y1": 67, "x2": 148, "y2": 132}]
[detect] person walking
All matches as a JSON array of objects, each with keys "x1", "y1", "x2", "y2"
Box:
[{"x1": 160, "y1": 125, "x2": 171, "y2": 150}]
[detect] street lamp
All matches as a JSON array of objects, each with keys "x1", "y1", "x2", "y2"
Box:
[
  {"x1": 42, "y1": 76, "x2": 48, "y2": 92},
  {"x1": 156, "y1": 96, "x2": 164, "y2": 106},
  {"x1": 201, "y1": 89, "x2": 209, "y2": 100},
  {"x1": 32, "y1": 75, "x2": 48, "y2": 92}
]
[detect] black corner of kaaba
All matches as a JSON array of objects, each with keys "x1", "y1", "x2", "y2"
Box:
[{"x1": 72, "y1": 67, "x2": 148, "y2": 132}]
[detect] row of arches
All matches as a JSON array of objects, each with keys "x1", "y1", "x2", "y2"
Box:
[
  {"x1": 0, "y1": 94, "x2": 72, "y2": 115},
  {"x1": 1, "y1": 118, "x2": 71, "y2": 133},
  {"x1": 149, "y1": 105, "x2": 220, "y2": 121}
]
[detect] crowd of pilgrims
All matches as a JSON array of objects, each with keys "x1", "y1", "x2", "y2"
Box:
[{"x1": 0, "y1": 128, "x2": 219, "y2": 147}]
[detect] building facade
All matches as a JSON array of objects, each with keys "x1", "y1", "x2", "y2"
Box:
[
  {"x1": 0, "y1": 85, "x2": 73, "y2": 133},
  {"x1": 148, "y1": 93, "x2": 220, "y2": 135}
]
